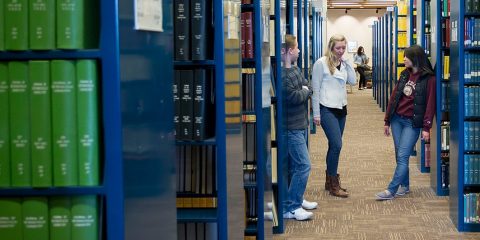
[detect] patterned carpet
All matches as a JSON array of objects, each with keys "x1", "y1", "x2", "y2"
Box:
[{"x1": 273, "y1": 88, "x2": 480, "y2": 240}]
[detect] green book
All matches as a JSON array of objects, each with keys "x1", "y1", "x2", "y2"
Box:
[
  {"x1": 0, "y1": 0, "x2": 5, "y2": 51},
  {"x1": 29, "y1": 0, "x2": 55, "y2": 50},
  {"x1": 5, "y1": 0, "x2": 28, "y2": 50},
  {"x1": 9, "y1": 61, "x2": 31, "y2": 187},
  {"x1": 51, "y1": 60, "x2": 77, "y2": 186},
  {"x1": 29, "y1": 61, "x2": 52, "y2": 187},
  {"x1": 0, "y1": 198, "x2": 22, "y2": 240},
  {"x1": 23, "y1": 197, "x2": 49, "y2": 240},
  {"x1": 56, "y1": 0, "x2": 99, "y2": 49},
  {"x1": 49, "y1": 196, "x2": 71, "y2": 240},
  {"x1": 76, "y1": 60, "x2": 99, "y2": 186},
  {"x1": 0, "y1": 63, "x2": 10, "y2": 187},
  {"x1": 71, "y1": 195, "x2": 98, "y2": 240}
]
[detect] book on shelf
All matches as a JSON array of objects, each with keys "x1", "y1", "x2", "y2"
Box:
[
  {"x1": 56, "y1": 0, "x2": 99, "y2": 49},
  {"x1": 5, "y1": 0, "x2": 28, "y2": 50},
  {"x1": 51, "y1": 60, "x2": 78, "y2": 186},
  {"x1": 29, "y1": 0, "x2": 55, "y2": 50},
  {"x1": 71, "y1": 195, "x2": 98, "y2": 240},
  {"x1": 29, "y1": 61, "x2": 53, "y2": 187},
  {"x1": 193, "y1": 69, "x2": 215, "y2": 141},
  {"x1": 174, "y1": 71, "x2": 182, "y2": 138},
  {"x1": 179, "y1": 70, "x2": 194, "y2": 140},
  {"x1": 9, "y1": 61, "x2": 31, "y2": 187},
  {"x1": 177, "y1": 222, "x2": 217, "y2": 240},
  {"x1": 174, "y1": 0, "x2": 191, "y2": 60},
  {"x1": 0, "y1": 63, "x2": 10, "y2": 187},
  {"x1": 241, "y1": 11, "x2": 254, "y2": 59},
  {"x1": 49, "y1": 196, "x2": 71, "y2": 240},
  {"x1": 76, "y1": 60, "x2": 99, "y2": 186},
  {"x1": 0, "y1": 198, "x2": 22, "y2": 239},
  {"x1": 22, "y1": 197, "x2": 49, "y2": 240},
  {"x1": 191, "y1": 0, "x2": 212, "y2": 60}
]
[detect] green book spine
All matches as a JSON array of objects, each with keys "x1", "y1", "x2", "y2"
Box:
[
  {"x1": 5, "y1": 0, "x2": 28, "y2": 50},
  {"x1": 0, "y1": 0, "x2": 5, "y2": 51},
  {"x1": 51, "y1": 60, "x2": 77, "y2": 186},
  {"x1": 23, "y1": 197, "x2": 49, "y2": 240},
  {"x1": 49, "y1": 196, "x2": 71, "y2": 240},
  {"x1": 0, "y1": 63, "x2": 10, "y2": 187},
  {"x1": 9, "y1": 61, "x2": 31, "y2": 187},
  {"x1": 0, "y1": 198, "x2": 23, "y2": 240},
  {"x1": 71, "y1": 195, "x2": 98, "y2": 240},
  {"x1": 29, "y1": 61, "x2": 52, "y2": 187},
  {"x1": 76, "y1": 60, "x2": 99, "y2": 186},
  {"x1": 29, "y1": 0, "x2": 55, "y2": 50}
]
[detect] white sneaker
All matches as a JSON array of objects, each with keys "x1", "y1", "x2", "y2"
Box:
[
  {"x1": 267, "y1": 202, "x2": 273, "y2": 210},
  {"x1": 302, "y1": 199, "x2": 318, "y2": 210},
  {"x1": 283, "y1": 208, "x2": 313, "y2": 221},
  {"x1": 264, "y1": 211, "x2": 273, "y2": 221}
]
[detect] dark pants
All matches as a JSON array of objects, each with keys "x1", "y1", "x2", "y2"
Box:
[
  {"x1": 320, "y1": 106, "x2": 346, "y2": 176},
  {"x1": 357, "y1": 66, "x2": 366, "y2": 88}
]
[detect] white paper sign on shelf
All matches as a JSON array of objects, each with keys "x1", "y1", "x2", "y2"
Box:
[{"x1": 134, "y1": 0, "x2": 164, "y2": 32}]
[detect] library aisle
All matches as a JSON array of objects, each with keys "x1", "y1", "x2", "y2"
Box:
[{"x1": 274, "y1": 88, "x2": 480, "y2": 240}]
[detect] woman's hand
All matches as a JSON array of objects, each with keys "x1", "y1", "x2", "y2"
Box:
[
  {"x1": 384, "y1": 125, "x2": 390, "y2": 136},
  {"x1": 314, "y1": 116, "x2": 321, "y2": 126},
  {"x1": 422, "y1": 130, "x2": 430, "y2": 141}
]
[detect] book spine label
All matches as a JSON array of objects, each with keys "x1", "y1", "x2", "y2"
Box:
[
  {"x1": 174, "y1": 0, "x2": 190, "y2": 60},
  {"x1": 0, "y1": 198, "x2": 23, "y2": 239},
  {"x1": 56, "y1": 0, "x2": 84, "y2": 49},
  {"x1": 29, "y1": 61, "x2": 52, "y2": 187},
  {"x1": 51, "y1": 60, "x2": 78, "y2": 186},
  {"x1": 5, "y1": 0, "x2": 28, "y2": 50},
  {"x1": 0, "y1": 63, "x2": 10, "y2": 187},
  {"x1": 71, "y1": 195, "x2": 98, "y2": 240},
  {"x1": 29, "y1": 0, "x2": 55, "y2": 49},
  {"x1": 174, "y1": 70, "x2": 182, "y2": 138},
  {"x1": 49, "y1": 196, "x2": 72, "y2": 240},
  {"x1": 180, "y1": 70, "x2": 194, "y2": 140},
  {"x1": 22, "y1": 197, "x2": 49, "y2": 240},
  {"x1": 9, "y1": 61, "x2": 31, "y2": 187},
  {"x1": 76, "y1": 60, "x2": 99, "y2": 186}
]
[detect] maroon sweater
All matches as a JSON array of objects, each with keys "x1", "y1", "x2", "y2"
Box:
[{"x1": 384, "y1": 71, "x2": 436, "y2": 131}]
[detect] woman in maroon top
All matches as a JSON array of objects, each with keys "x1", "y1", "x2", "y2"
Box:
[{"x1": 376, "y1": 45, "x2": 436, "y2": 200}]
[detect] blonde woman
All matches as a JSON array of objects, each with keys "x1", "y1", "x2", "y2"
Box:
[{"x1": 311, "y1": 34, "x2": 356, "y2": 198}]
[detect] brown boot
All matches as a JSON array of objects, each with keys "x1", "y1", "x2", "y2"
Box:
[
  {"x1": 325, "y1": 171, "x2": 347, "y2": 192},
  {"x1": 329, "y1": 175, "x2": 349, "y2": 198}
]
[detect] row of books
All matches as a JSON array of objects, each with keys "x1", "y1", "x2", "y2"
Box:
[
  {"x1": 243, "y1": 123, "x2": 257, "y2": 164},
  {"x1": 243, "y1": 165, "x2": 256, "y2": 185},
  {"x1": 245, "y1": 187, "x2": 257, "y2": 221},
  {"x1": 465, "y1": 0, "x2": 480, "y2": 14},
  {"x1": 0, "y1": 0, "x2": 98, "y2": 51},
  {"x1": 464, "y1": 154, "x2": 480, "y2": 184},
  {"x1": 464, "y1": 18, "x2": 480, "y2": 47},
  {"x1": 176, "y1": 145, "x2": 216, "y2": 197},
  {"x1": 464, "y1": 53, "x2": 480, "y2": 83},
  {"x1": 424, "y1": 2, "x2": 431, "y2": 25},
  {"x1": 0, "y1": 195, "x2": 99, "y2": 240},
  {"x1": 241, "y1": 12, "x2": 254, "y2": 59},
  {"x1": 397, "y1": 32, "x2": 408, "y2": 48},
  {"x1": 464, "y1": 193, "x2": 480, "y2": 223},
  {"x1": 463, "y1": 121, "x2": 480, "y2": 151},
  {"x1": 177, "y1": 222, "x2": 217, "y2": 240},
  {"x1": 398, "y1": 16, "x2": 407, "y2": 32},
  {"x1": 173, "y1": 69, "x2": 215, "y2": 141},
  {"x1": 441, "y1": 0, "x2": 451, "y2": 17},
  {"x1": 441, "y1": 53, "x2": 450, "y2": 80},
  {"x1": 242, "y1": 70, "x2": 255, "y2": 112},
  {"x1": 173, "y1": 0, "x2": 212, "y2": 61},
  {"x1": 0, "y1": 60, "x2": 99, "y2": 187},
  {"x1": 441, "y1": 83, "x2": 451, "y2": 112},
  {"x1": 465, "y1": 87, "x2": 480, "y2": 117}
]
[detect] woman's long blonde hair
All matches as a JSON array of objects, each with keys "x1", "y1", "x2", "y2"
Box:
[{"x1": 324, "y1": 34, "x2": 347, "y2": 75}]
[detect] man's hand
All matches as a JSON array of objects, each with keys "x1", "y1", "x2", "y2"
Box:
[
  {"x1": 384, "y1": 125, "x2": 390, "y2": 137},
  {"x1": 422, "y1": 130, "x2": 430, "y2": 141}
]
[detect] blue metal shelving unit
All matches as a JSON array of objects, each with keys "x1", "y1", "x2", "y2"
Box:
[{"x1": 449, "y1": 0, "x2": 480, "y2": 232}]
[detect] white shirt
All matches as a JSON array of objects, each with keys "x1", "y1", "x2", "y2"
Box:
[{"x1": 311, "y1": 56, "x2": 356, "y2": 117}]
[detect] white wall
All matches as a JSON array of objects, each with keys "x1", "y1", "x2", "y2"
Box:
[{"x1": 325, "y1": 9, "x2": 386, "y2": 65}]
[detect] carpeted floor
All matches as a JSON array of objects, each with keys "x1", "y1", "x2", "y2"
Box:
[{"x1": 273, "y1": 88, "x2": 480, "y2": 240}]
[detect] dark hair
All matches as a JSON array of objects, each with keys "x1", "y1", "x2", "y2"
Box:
[
  {"x1": 357, "y1": 46, "x2": 364, "y2": 55},
  {"x1": 404, "y1": 45, "x2": 434, "y2": 76}
]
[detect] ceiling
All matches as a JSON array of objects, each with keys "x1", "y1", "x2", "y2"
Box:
[{"x1": 327, "y1": 0, "x2": 398, "y2": 9}]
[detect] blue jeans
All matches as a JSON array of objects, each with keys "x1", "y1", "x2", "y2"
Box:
[
  {"x1": 320, "y1": 106, "x2": 346, "y2": 176},
  {"x1": 387, "y1": 114, "x2": 421, "y2": 194},
  {"x1": 284, "y1": 129, "x2": 311, "y2": 212}
]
